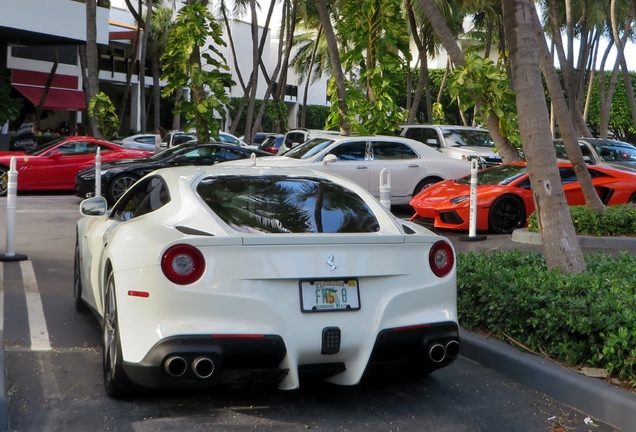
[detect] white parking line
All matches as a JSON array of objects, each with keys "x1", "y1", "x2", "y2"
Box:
[{"x1": 20, "y1": 261, "x2": 51, "y2": 351}]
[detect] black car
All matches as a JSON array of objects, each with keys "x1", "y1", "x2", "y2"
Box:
[{"x1": 75, "y1": 142, "x2": 272, "y2": 204}]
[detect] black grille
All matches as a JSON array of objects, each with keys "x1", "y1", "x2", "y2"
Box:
[{"x1": 322, "y1": 327, "x2": 341, "y2": 355}]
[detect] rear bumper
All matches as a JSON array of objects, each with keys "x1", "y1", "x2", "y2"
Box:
[{"x1": 122, "y1": 322, "x2": 460, "y2": 390}]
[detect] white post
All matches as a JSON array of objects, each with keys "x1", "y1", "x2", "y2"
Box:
[
  {"x1": 460, "y1": 159, "x2": 487, "y2": 242},
  {"x1": 95, "y1": 147, "x2": 101, "y2": 198},
  {"x1": 379, "y1": 168, "x2": 391, "y2": 210},
  {"x1": 1, "y1": 157, "x2": 28, "y2": 261},
  {"x1": 468, "y1": 159, "x2": 478, "y2": 237}
]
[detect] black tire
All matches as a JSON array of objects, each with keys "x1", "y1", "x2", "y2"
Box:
[
  {"x1": 73, "y1": 234, "x2": 88, "y2": 312},
  {"x1": 108, "y1": 174, "x2": 138, "y2": 204},
  {"x1": 629, "y1": 192, "x2": 636, "y2": 206},
  {"x1": 0, "y1": 165, "x2": 9, "y2": 197},
  {"x1": 413, "y1": 176, "x2": 444, "y2": 197},
  {"x1": 103, "y1": 273, "x2": 135, "y2": 399},
  {"x1": 488, "y1": 195, "x2": 526, "y2": 234}
]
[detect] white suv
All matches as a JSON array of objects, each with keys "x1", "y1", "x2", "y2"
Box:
[{"x1": 400, "y1": 124, "x2": 502, "y2": 168}]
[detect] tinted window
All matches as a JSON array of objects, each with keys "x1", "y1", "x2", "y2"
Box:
[
  {"x1": 197, "y1": 176, "x2": 380, "y2": 234},
  {"x1": 285, "y1": 138, "x2": 335, "y2": 159},
  {"x1": 372, "y1": 140, "x2": 417, "y2": 160},
  {"x1": 404, "y1": 128, "x2": 439, "y2": 147},
  {"x1": 457, "y1": 164, "x2": 528, "y2": 186},
  {"x1": 327, "y1": 141, "x2": 367, "y2": 161},
  {"x1": 442, "y1": 129, "x2": 495, "y2": 147},
  {"x1": 111, "y1": 177, "x2": 170, "y2": 221}
]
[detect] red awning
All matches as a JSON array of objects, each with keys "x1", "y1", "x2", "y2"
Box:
[{"x1": 13, "y1": 85, "x2": 87, "y2": 111}]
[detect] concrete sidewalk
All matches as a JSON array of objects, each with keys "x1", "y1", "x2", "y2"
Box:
[{"x1": 456, "y1": 228, "x2": 636, "y2": 431}]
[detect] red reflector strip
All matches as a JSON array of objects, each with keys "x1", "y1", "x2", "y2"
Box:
[
  {"x1": 211, "y1": 334, "x2": 266, "y2": 339},
  {"x1": 127, "y1": 290, "x2": 150, "y2": 298},
  {"x1": 391, "y1": 323, "x2": 432, "y2": 332}
]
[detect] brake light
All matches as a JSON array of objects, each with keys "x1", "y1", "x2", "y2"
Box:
[
  {"x1": 429, "y1": 240, "x2": 454, "y2": 277},
  {"x1": 161, "y1": 244, "x2": 205, "y2": 284}
]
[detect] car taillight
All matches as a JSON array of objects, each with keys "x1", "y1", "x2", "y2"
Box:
[
  {"x1": 265, "y1": 147, "x2": 277, "y2": 153},
  {"x1": 429, "y1": 240, "x2": 454, "y2": 277},
  {"x1": 161, "y1": 244, "x2": 205, "y2": 284}
]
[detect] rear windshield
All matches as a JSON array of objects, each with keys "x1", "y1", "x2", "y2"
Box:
[{"x1": 196, "y1": 175, "x2": 380, "y2": 233}]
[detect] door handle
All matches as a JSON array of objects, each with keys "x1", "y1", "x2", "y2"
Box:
[
  {"x1": 408, "y1": 164, "x2": 419, "y2": 168},
  {"x1": 356, "y1": 166, "x2": 368, "y2": 169}
]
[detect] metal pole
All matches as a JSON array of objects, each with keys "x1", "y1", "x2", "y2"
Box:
[
  {"x1": 460, "y1": 159, "x2": 487, "y2": 242},
  {"x1": 379, "y1": 168, "x2": 391, "y2": 210},
  {"x1": 95, "y1": 147, "x2": 101, "y2": 198},
  {"x1": 0, "y1": 156, "x2": 28, "y2": 261}
]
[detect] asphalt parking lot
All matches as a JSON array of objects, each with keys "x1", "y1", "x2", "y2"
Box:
[{"x1": 0, "y1": 195, "x2": 633, "y2": 431}]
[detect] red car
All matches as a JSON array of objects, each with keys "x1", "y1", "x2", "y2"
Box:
[
  {"x1": 0, "y1": 136, "x2": 152, "y2": 196},
  {"x1": 409, "y1": 162, "x2": 636, "y2": 234}
]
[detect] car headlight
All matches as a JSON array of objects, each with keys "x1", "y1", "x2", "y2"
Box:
[
  {"x1": 100, "y1": 169, "x2": 109, "y2": 175},
  {"x1": 450, "y1": 195, "x2": 470, "y2": 204}
]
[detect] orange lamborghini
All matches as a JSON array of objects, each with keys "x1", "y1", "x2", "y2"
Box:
[{"x1": 409, "y1": 162, "x2": 636, "y2": 234}]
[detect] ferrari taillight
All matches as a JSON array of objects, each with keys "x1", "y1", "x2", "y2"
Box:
[
  {"x1": 429, "y1": 240, "x2": 454, "y2": 278},
  {"x1": 161, "y1": 244, "x2": 205, "y2": 285}
]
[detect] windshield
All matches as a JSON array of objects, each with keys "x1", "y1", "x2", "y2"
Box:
[
  {"x1": 149, "y1": 143, "x2": 195, "y2": 161},
  {"x1": 197, "y1": 175, "x2": 379, "y2": 233},
  {"x1": 26, "y1": 138, "x2": 66, "y2": 155},
  {"x1": 590, "y1": 141, "x2": 636, "y2": 162},
  {"x1": 258, "y1": 135, "x2": 280, "y2": 149},
  {"x1": 456, "y1": 164, "x2": 528, "y2": 185},
  {"x1": 442, "y1": 129, "x2": 495, "y2": 148},
  {"x1": 284, "y1": 138, "x2": 335, "y2": 159}
]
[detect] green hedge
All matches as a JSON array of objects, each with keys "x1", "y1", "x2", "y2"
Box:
[
  {"x1": 527, "y1": 204, "x2": 636, "y2": 237},
  {"x1": 457, "y1": 250, "x2": 636, "y2": 384}
]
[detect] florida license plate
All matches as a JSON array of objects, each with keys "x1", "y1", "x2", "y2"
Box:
[{"x1": 299, "y1": 279, "x2": 360, "y2": 312}]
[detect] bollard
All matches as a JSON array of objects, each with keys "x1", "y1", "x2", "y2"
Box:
[
  {"x1": 459, "y1": 159, "x2": 487, "y2": 242},
  {"x1": 95, "y1": 147, "x2": 101, "y2": 198},
  {"x1": 0, "y1": 157, "x2": 28, "y2": 261},
  {"x1": 379, "y1": 168, "x2": 391, "y2": 210}
]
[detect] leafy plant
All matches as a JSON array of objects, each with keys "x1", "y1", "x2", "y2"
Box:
[
  {"x1": 527, "y1": 204, "x2": 636, "y2": 236},
  {"x1": 160, "y1": 2, "x2": 235, "y2": 142},
  {"x1": 458, "y1": 250, "x2": 636, "y2": 384},
  {"x1": 0, "y1": 69, "x2": 23, "y2": 127},
  {"x1": 88, "y1": 92, "x2": 119, "y2": 140}
]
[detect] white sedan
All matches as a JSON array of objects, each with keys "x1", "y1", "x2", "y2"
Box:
[
  {"x1": 222, "y1": 135, "x2": 472, "y2": 205},
  {"x1": 74, "y1": 162, "x2": 459, "y2": 398}
]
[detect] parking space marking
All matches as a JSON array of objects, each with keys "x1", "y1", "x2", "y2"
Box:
[{"x1": 20, "y1": 260, "x2": 51, "y2": 351}]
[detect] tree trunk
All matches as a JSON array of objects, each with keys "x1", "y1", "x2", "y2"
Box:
[
  {"x1": 139, "y1": 0, "x2": 153, "y2": 133},
  {"x1": 610, "y1": 0, "x2": 636, "y2": 128},
  {"x1": 418, "y1": 0, "x2": 519, "y2": 162},
  {"x1": 301, "y1": 25, "x2": 323, "y2": 128},
  {"x1": 315, "y1": 0, "x2": 351, "y2": 135},
  {"x1": 85, "y1": 0, "x2": 100, "y2": 137},
  {"x1": 503, "y1": 0, "x2": 586, "y2": 273},
  {"x1": 531, "y1": 7, "x2": 605, "y2": 213},
  {"x1": 149, "y1": 41, "x2": 161, "y2": 131}
]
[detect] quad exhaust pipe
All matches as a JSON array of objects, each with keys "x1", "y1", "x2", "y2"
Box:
[
  {"x1": 428, "y1": 340, "x2": 460, "y2": 363},
  {"x1": 164, "y1": 355, "x2": 216, "y2": 379}
]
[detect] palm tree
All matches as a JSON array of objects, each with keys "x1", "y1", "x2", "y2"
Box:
[
  {"x1": 148, "y1": 6, "x2": 174, "y2": 131},
  {"x1": 85, "y1": 0, "x2": 100, "y2": 137},
  {"x1": 501, "y1": 0, "x2": 585, "y2": 273}
]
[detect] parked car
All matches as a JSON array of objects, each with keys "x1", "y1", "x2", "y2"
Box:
[
  {"x1": 76, "y1": 142, "x2": 272, "y2": 204},
  {"x1": 257, "y1": 134, "x2": 285, "y2": 154},
  {"x1": 120, "y1": 134, "x2": 160, "y2": 151},
  {"x1": 156, "y1": 131, "x2": 247, "y2": 153},
  {"x1": 74, "y1": 164, "x2": 460, "y2": 398},
  {"x1": 278, "y1": 128, "x2": 342, "y2": 155},
  {"x1": 224, "y1": 135, "x2": 471, "y2": 206},
  {"x1": 554, "y1": 138, "x2": 636, "y2": 173},
  {"x1": 409, "y1": 162, "x2": 636, "y2": 234},
  {"x1": 400, "y1": 124, "x2": 502, "y2": 168},
  {"x1": 0, "y1": 136, "x2": 151, "y2": 196},
  {"x1": 240, "y1": 132, "x2": 276, "y2": 146}
]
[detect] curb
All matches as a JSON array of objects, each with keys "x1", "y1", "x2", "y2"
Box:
[
  {"x1": 511, "y1": 228, "x2": 636, "y2": 249},
  {"x1": 460, "y1": 329, "x2": 636, "y2": 431}
]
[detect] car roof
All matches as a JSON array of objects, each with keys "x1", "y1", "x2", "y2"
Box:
[{"x1": 399, "y1": 124, "x2": 489, "y2": 131}]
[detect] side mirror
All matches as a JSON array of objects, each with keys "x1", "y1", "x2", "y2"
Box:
[
  {"x1": 79, "y1": 196, "x2": 108, "y2": 216},
  {"x1": 322, "y1": 154, "x2": 337, "y2": 165},
  {"x1": 49, "y1": 151, "x2": 63, "y2": 158},
  {"x1": 425, "y1": 139, "x2": 440, "y2": 148}
]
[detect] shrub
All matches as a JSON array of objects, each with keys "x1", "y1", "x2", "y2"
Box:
[
  {"x1": 457, "y1": 250, "x2": 636, "y2": 385},
  {"x1": 527, "y1": 204, "x2": 636, "y2": 237}
]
